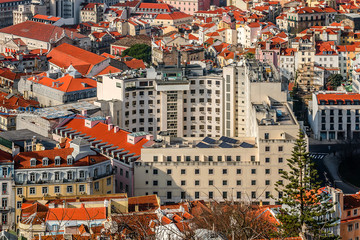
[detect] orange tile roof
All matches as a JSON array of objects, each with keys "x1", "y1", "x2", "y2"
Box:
[
  {"x1": 61, "y1": 118, "x2": 148, "y2": 157},
  {"x1": 0, "y1": 21, "x2": 86, "y2": 43},
  {"x1": 47, "y1": 43, "x2": 106, "y2": 75},
  {"x1": 0, "y1": 91, "x2": 39, "y2": 110},
  {"x1": 46, "y1": 205, "x2": 106, "y2": 221},
  {"x1": 95, "y1": 65, "x2": 121, "y2": 76},
  {"x1": 32, "y1": 14, "x2": 61, "y2": 22},
  {"x1": 124, "y1": 59, "x2": 146, "y2": 69},
  {"x1": 14, "y1": 147, "x2": 109, "y2": 169},
  {"x1": 128, "y1": 195, "x2": 159, "y2": 212},
  {"x1": 138, "y1": 2, "x2": 172, "y2": 12},
  {"x1": 21, "y1": 202, "x2": 48, "y2": 225},
  {"x1": 28, "y1": 73, "x2": 96, "y2": 92},
  {"x1": 155, "y1": 12, "x2": 192, "y2": 20},
  {"x1": 316, "y1": 92, "x2": 360, "y2": 104}
]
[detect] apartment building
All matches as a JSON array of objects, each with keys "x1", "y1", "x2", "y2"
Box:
[
  {"x1": 13, "y1": 138, "x2": 114, "y2": 224},
  {"x1": 308, "y1": 91, "x2": 360, "y2": 140},
  {"x1": 0, "y1": 0, "x2": 31, "y2": 28},
  {"x1": 96, "y1": 59, "x2": 285, "y2": 138},
  {"x1": 134, "y1": 64, "x2": 299, "y2": 203},
  {"x1": 80, "y1": 3, "x2": 103, "y2": 23},
  {"x1": 13, "y1": 4, "x2": 47, "y2": 25},
  {"x1": 0, "y1": 150, "x2": 14, "y2": 231}
]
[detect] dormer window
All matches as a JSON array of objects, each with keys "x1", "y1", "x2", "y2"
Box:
[
  {"x1": 67, "y1": 155, "x2": 73, "y2": 165},
  {"x1": 30, "y1": 158, "x2": 36, "y2": 167},
  {"x1": 42, "y1": 157, "x2": 49, "y2": 166},
  {"x1": 42, "y1": 172, "x2": 48, "y2": 180},
  {"x1": 55, "y1": 156, "x2": 61, "y2": 166}
]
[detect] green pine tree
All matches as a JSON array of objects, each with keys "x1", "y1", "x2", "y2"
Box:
[{"x1": 274, "y1": 131, "x2": 339, "y2": 240}]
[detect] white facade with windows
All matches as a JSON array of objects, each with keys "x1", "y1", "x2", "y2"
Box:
[
  {"x1": 309, "y1": 91, "x2": 360, "y2": 140},
  {"x1": 0, "y1": 154, "x2": 14, "y2": 230},
  {"x1": 133, "y1": 60, "x2": 300, "y2": 204}
]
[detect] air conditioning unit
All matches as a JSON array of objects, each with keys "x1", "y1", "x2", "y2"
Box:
[{"x1": 18, "y1": 195, "x2": 24, "y2": 198}]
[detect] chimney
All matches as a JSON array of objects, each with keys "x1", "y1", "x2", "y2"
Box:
[
  {"x1": 81, "y1": 109, "x2": 87, "y2": 116},
  {"x1": 106, "y1": 116, "x2": 111, "y2": 124},
  {"x1": 114, "y1": 126, "x2": 120, "y2": 133},
  {"x1": 108, "y1": 124, "x2": 114, "y2": 131}
]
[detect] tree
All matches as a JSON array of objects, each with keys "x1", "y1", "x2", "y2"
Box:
[
  {"x1": 327, "y1": 74, "x2": 343, "y2": 90},
  {"x1": 245, "y1": 52, "x2": 255, "y2": 59},
  {"x1": 275, "y1": 131, "x2": 339, "y2": 239},
  {"x1": 191, "y1": 200, "x2": 278, "y2": 239},
  {"x1": 121, "y1": 44, "x2": 151, "y2": 64}
]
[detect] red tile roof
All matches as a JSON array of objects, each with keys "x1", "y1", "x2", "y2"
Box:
[
  {"x1": 46, "y1": 205, "x2": 106, "y2": 221},
  {"x1": 316, "y1": 92, "x2": 360, "y2": 104},
  {"x1": 155, "y1": 12, "x2": 192, "y2": 20},
  {"x1": 14, "y1": 147, "x2": 109, "y2": 169},
  {"x1": 0, "y1": 92, "x2": 39, "y2": 110},
  {"x1": 61, "y1": 118, "x2": 148, "y2": 157},
  {"x1": 47, "y1": 43, "x2": 106, "y2": 75},
  {"x1": 138, "y1": 3, "x2": 173, "y2": 12},
  {"x1": 124, "y1": 59, "x2": 146, "y2": 69},
  {"x1": 95, "y1": 66, "x2": 121, "y2": 76},
  {"x1": 28, "y1": 73, "x2": 96, "y2": 92},
  {"x1": 21, "y1": 202, "x2": 48, "y2": 225},
  {"x1": 128, "y1": 195, "x2": 159, "y2": 212},
  {"x1": 0, "y1": 21, "x2": 87, "y2": 43},
  {"x1": 32, "y1": 14, "x2": 61, "y2": 22}
]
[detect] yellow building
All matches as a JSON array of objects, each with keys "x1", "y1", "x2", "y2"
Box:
[{"x1": 14, "y1": 138, "x2": 115, "y2": 225}]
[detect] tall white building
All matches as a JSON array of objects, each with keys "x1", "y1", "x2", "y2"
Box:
[
  {"x1": 133, "y1": 60, "x2": 300, "y2": 204},
  {"x1": 96, "y1": 59, "x2": 285, "y2": 139},
  {"x1": 308, "y1": 91, "x2": 360, "y2": 140}
]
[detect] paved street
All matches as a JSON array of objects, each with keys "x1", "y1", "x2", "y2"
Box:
[{"x1": 309, "y1": 140, "x2": 359, "y2": 194}]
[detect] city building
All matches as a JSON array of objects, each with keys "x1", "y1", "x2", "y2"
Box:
[
  {"x1": 308, "y1": 91, "x2": 360, "y2": 140},
  {"x1": 13, "y1": 138, "x2": 115, "y2": 226},
  {"x1": 153, "y1": 12, "x2": 193, "y2": 27},
  {"x1": 53, "y1": 116, "x2": 151, "y2": 196},
  {"x1": 0, "y1": 0, "x2": 31, "y2": 28},
  {"x1": 159, "y1": 0, "x2": 219, "y2": 15},
  {"x1": 0, "y1": 150, "x2": 14, "y2": 231},
  {"x1": 80, "y1": 3, "x2": 104, "y2": 23},
  {"x1": 46, "y1": 43, "x2": 110, "y2": 77},
  {"x1": 0, "y1": 21, "x2": 90, "y2": 52},
  {"x1": 13, "y1": 4, "x2": 47, "y2": 25},
  {"x1": 18, "y1": 67, "x2": 97, "y2": 107}
]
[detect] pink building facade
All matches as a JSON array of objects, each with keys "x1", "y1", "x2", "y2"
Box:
[{"x1": 161, "y1": 0, "x2": 219, "y2": 15}]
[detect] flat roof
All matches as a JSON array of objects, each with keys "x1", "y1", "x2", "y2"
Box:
[{"x1": 0, "y1": 129, "x2": 57, "y2": 149}]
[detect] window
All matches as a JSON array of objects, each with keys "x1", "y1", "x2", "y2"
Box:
[
  {"x1": 79, "y1": 185, "x2": 85, "y2": 192},
  {"x1": 208, "y1": 156, "x2": 213, "y2": 161},
  {"x1": 223, "y1": 169, "x2": 227, "y2": 174},
  {"x1": 195, "y1": 169, "x2": 200, "y2": 174},
  {"x1": 55, "y1": 156, "x2": 61, "y2": 165},
  {"x1": 166, "y1": 156, "x2": 172, "y2": 162},
  {"x1": 209, "y1": 180, "x2": 213, "y2": 185},
  {"x1": 29, "y1": 187, "x2": 35, "y2": 195},
  {"x1": 2, "y1": 198, "x2": 7, "y2": 208},
  {"x1": 153, "y1": 156, "x2": 158, "y2": 162},
  {"x1": 55, "y1": 172, "x2": 60, "y2": 181},
  {"x1": 54, "y1": 186, "x2": 60, "y2": 193},
  {"x1": 67, "y1": 186, "x2": 73, "y2": 193},
  {"x1": 251, "y1": 180, "x2": 256, "y2": 185},
  {"x1": 348, "y1": 224, "x2": 353, "y2": 232},
  {"x1": 30, "y1": 158, "x2": 36, "y2": 166},
  {"x1": 67, "y1": 171, "x2": 73, "y2": 180},
  {"x1": 278, "y1": 146, "x2": 283, "y2": 152},
  {"x1": 17, "y1": 201, "x2": 22, "y2": 209},
  {"x1": 17, "y1": 188, "x2": 23, "y2": 195},
  {"x1": 279, "y1": 169, "x2": 283, "y2": 174},
  {"x1": 237, "y1": 169, "x2": 241, "y2": 174},
  {"x1": 153, "y1": 180, "x2": 158, "y2": 186},
  {"x1": 217, "y1": 156, "x2": 222, "y2": 162},
  {"x1": 265, "y1": 180, "x2": 270, "y2": 185},
  {"x1": 181, "y1": 169, "x2": 186, "y2": 174},
  {"x1": 67, "y1": 156, "x2": 73, "y2": 165},
  {"x1": 167, "y1": 181, "x2": 172, "y2": 186},
  {"x1": 209, "y1": 191, "x2": 213, "y2": 199},
  {"x1": 107, "y1": 177, "x2": 111, "y2": 186},
  {"x1": 223, "y1": 180, "x2": 227, "y2": 186},
  {"x1": 79, "y1": 171, "x2": 85, "y2": 179},
  {"x1": 195, "y1": 180, "x2": 200, "y2": 186},
  {"x1": 265, "y1": 169, "x2": 270, "y2": 174},
  {"x1": 251, "y1": 156, "x2": 255, "y2": 161},
  {"x1": 30, "y1": 173, "x2": 35, "y2": 182},
  {"x1": 265, "y1": 146, "x2": 270, "y2": 152},
  {"x1": 167, "y1": 169, "x2": 172, "y2": 174},
  {"x1": 42, "y1": 187, "x2": 48, "y2": 194},
  {"x1": 167, "y1": 192, "x2": 172, "y2": 199},
  {"x1": 237, "y1": 192, "x2": 241, "y2": 199},
  {"x1": 209, "y1": 169, "x2": 214, "y2": 174},
  {"x1": 251, "y1": 169, "x2": 256, "y2": 174},
  {"x1": 236, "y1": 156, "x2": 241, "y2": 161},
  {"x1": 195, "y1": 192, "x2": 200, "y2": 199},
  {"x1": 278, "y1": 158, "x2": 283, "y2": 163},
  {"x1": 181, "y1": 192, "x2": 186, "y2": 199},
  {"x1": 42, "y1": 172, "x2": 47, "y2": 180},
  {"x1": 356, "y1": 222, "x2": 359, "y2": 229},
  {"x1": 251, "y1": 191, "x2": 256, "y2": 199},
  {"x1": 153, "y1": 169, "x2": 158, "y2": 175},
  {"x1": 181, "y1": 180, "x2": 186, "y2": 186},
  {"x1": 223, "y1": 191, "x2": 228, "y2": 199},
  {"x1": 355, "y1": 209, "x2": 358, "y2": 216},
  {"x1": 265, "y1": 191, "x2": 270, "y2": 199}
]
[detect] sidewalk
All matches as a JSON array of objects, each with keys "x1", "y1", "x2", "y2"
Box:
[{"x1": 322, "y1": 153, "x2": 359, "y2": 194}]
